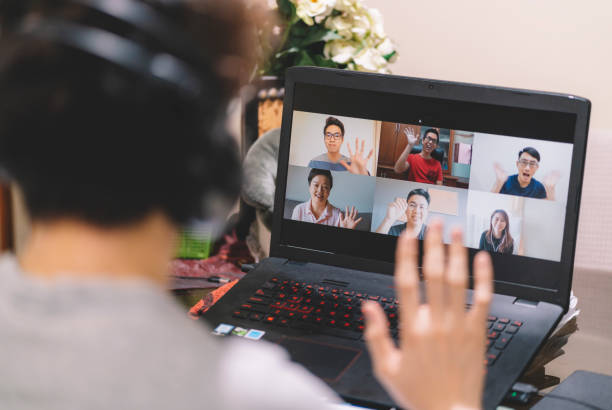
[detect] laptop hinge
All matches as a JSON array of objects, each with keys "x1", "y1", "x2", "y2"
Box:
[{"x1": 513, "y1": 298, "x2": 538, "y2": 308}]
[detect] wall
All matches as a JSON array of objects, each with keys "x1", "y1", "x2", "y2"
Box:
[
  {"x1": 368, "y1": 0, "x2": 611, "y2": 131},
  {"x1": 368, "y1": 0, "x2": 612, "y2": 270}
]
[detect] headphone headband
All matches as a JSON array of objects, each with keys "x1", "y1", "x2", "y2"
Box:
[
  {"x1": 20, "y1": 18, "x2": 203, "y2": 96},
  {"x1": 16, "y1": 0, "x2": 214, "y2": 98},
  {"x1": 67, "y1": 0, "x2": 201, "y2": 63}
]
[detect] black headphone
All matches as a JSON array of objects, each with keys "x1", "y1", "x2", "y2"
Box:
[
  {"x1": 18, "y1": 0, "x2": 212, "y2": 99},
  {"x1": 5, "y1": 0, "x2": 241, "y2": 225}
]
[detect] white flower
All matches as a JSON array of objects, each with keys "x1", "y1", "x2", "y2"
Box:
[
  {"x1": 353, "y1": 46, "x2": 387, "y2": 72},
  {"x1": 334, "y1": 0, "x2": 361, "y2": 13},
  {"x1": 293, "y1": 0, "x2": 336, "y2": 26},
  {"x1": 267, "y1": 0, "x2": 278, "y2": 9},
  {"x1": 376, "y1": 37, "x2": 394, "y2": 56},
  {"x1": 367, "y1": 8, "x2": 386, "y2": 39},
  {"x1": 350, "y1": 10, "x2": 371, "y2": 39},
  {"x1": 324, "y1": 39, "x2": 359, "y2": 64},
  {"x1": 325, "y1": 15, "x2": 353, "y2": 40}
]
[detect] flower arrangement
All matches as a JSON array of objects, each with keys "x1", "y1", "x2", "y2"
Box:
[{"x1": 258, "y1": 0, "x2": 398, "y2": 77}]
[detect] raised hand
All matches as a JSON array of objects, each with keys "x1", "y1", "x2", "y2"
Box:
[
  {"x1": 543, "y1": 170, "x2": 561, "y2": 189},
  {"x1": 404, "y1": 127, "x2": 419, "y2": 146},
  {"x1": 542, "y1": 170, "x2": 561, "y2": 201},
  {"x1": 385, "y1": 198, "x2": 408, "y2": 223},
  {"x1": 340, "y1": 138, "x2": 373, "y2": 175},
  {"x1": 339, "y1": 206, "x2": 363, "y2": 230},
  {"x1": 493, "y1": 162, "x2": 508, "y2": 183},
  {"x1": 363, "y1": 221, "x2": 493, "y2": 410}
]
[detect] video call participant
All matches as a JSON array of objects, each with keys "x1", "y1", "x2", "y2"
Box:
[
  {"x1": 308, "y1": 116, "x2": 372, "y2": 175},
  {"x1": 376, "y1": 188, "x2": 430, "y2": 238},
  {"x1": 393, "y1": 127, "x2": 443, "y2": 185},
  {"x1": 492, "y1": 147, "x2": 561, "y2": 200},
  {"x1": 291, "y1": 169, "x2": 363, "y2": 229},
  {"x1": 479, "y1": 210, "x2": 514, "y2": 254}
]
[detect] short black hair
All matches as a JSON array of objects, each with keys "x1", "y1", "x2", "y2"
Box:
[
  {"x1": 308, "y1": 168, "x2": 333, "y2": 189},
  {"x1": 423, "y1": 128, "x2": 439, "y2": 143},
  {"x1": 518, "y1": 147, "x2": 540, "y2": 162},
  {"x1": 407, "y1": 188, "x2": 430, "y2": 204},
  {"x1": 0, "y1": 0, "x2": 258, "y2": 227},
  {"x1": 323, "y1": 116, "x2": 345, "y2": 136}
]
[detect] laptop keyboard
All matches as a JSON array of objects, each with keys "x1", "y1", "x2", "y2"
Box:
[
  {"x1": 486, "y1": 316, "x2": 523, "y2": 366},
  {"x1": 232, "y1": 277, "x2": 522, "y2": 367}
]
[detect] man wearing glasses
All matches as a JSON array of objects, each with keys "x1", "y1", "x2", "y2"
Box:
[
  {"x1": 393, "y1": 128, "x2": 443, "y2": 185},
  {"x1": 375, "y1": 188, "x2": 430, "y2": 238},
  {"x1": 492, "y1": 147, "x2": 560, "y2": 200},
  {"x1": 308, "y1": 116, "x2": 372, "y2": 175}
]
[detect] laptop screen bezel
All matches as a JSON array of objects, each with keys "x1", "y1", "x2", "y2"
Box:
[{"x1": 270, "y1": 66, "x2": 590, "y2": 312}]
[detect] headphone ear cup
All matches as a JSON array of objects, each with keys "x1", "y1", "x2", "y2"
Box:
[{"x1": 175, "y1": 113, "x2": 241, "y2": 223}]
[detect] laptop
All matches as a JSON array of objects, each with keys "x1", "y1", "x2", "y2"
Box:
[{"x1": 203, "y1": 67, "x2": 590, "y2": 409}]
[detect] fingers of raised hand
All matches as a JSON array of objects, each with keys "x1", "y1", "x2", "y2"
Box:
[
  {"x1": 446, "y1": 227, "x2": 468, "y2": 324},
  {"x1": 395, "y1": 230, "x2": 419, "y2": 338},
  {"x1": 422, "y1": 219, "x2": 445, "y2": 323},
  {"x1": 347, "y1": 143, "x2": 354, "y2": 158},
  {"x1": 398, "y1": 197, "x2": 408, "y2": 212},
  {"x1": 468, "y1": 251, "x2": 493, "y2": 329},
  {"x1": 363, "y1": 301, "x2": 398, "y2": 379}
]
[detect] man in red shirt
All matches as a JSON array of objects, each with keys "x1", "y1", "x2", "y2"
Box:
[{"x1": 393, "y1": 128, "x2": 443, "y2": 185}]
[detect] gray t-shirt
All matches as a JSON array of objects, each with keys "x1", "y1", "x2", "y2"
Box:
[
  {"x1": 0, "y1": 255, "x2": 339, "y2": 410},
  {"x1": 307, "y1": 153, "x2": 351, "y2": 171}
]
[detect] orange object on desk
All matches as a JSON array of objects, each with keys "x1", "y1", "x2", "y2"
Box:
[{"x1": 188, "y1": 280, "x2": 239, "y2": 319}]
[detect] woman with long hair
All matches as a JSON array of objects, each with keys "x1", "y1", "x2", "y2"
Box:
[{"x1": 479, "y1": 209, "x2": 514, "y2": 254}]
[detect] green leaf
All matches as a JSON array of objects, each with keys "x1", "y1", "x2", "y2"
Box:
[
  {"x1": 313, "y1": 55, "x2": 339, "y2": 68},
  {"x1": 277, "y1": 0, "x2": 296, "y2": 20},
  {"x1": 275, "y1": 47, "x2": 300, "y2": 58},
  {"x1": 289, "y1": 22, "x2": 308, "y2": 38},
  {"x1": 300, "y1": 27, "x2": 342, "y2": 47},
  {"x1": 383, "y1": 50, "x2": 397, "y2": 61},
  {"x1": 295, "y1": 50, "x2": 316, "y2": 66}
]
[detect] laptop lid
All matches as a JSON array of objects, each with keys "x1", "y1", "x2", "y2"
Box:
[{"x1": 271, "y1": 67, "x2": 590, "y2": 311}]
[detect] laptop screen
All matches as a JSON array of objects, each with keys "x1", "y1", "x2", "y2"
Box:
[{"x1": 274, "y1": 76, "x2": 587, "y2": 301}]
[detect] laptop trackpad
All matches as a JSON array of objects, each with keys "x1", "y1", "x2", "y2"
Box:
[{"x1": 278, "y1": 337, "x2": 362, "y2": 383}]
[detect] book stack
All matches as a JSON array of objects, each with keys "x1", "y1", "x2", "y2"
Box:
[{"x1": 519, "y1": 292, "x2": 580, "y2": 389}]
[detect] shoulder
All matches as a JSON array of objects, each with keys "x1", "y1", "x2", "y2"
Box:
[
  {"x1": 389, "y1": 223, "x2": 406, "y2": 236},
  {"x1": 311, "y1": 153, "x2": 328, "y2": 161},
  {"x1": 292, "y1": 201, "x2": 309, "y2": 215},
  {"x1": 501, "y1": 174, "x2": 518, "y2": 191},
  {"x1": 328, "y1": 203, "x2": 342, "y2": 216},
  {"x1": 507, "y1": 174, "x2": 519, "y2": 184},
  {"x1": 531, "y1": 178, "x2": 547, "y2": 196},
  {"x1": 308, "y1": 160, "x2": 332, "y2": 170}
]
